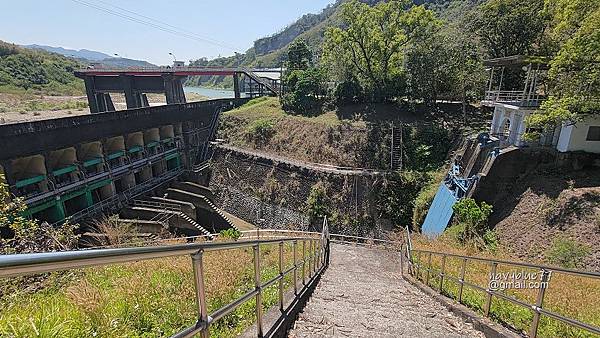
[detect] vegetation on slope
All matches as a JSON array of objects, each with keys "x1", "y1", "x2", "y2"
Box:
[
  {"x1": 411, "y1": 232, "x2": 600, "y2": 338},
  {"x1": 0, "y1": 40, "x2": 84, "y2": 95},
  {"x1": 0, "y1": 241, "x2": 304, "y2": 337}
]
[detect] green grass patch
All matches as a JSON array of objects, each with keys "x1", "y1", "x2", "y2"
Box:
[
  {"x1": 0, "y1": 240, "x2": 316, "y2": 337},
  {"x1": 226, "y1": 97, "x2": 346, "y2": 127}
]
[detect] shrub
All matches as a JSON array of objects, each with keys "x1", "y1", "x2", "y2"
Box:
[
  {"x1": 219, "y1": 228, "x2": 241, "y2": 240},
  {"x1": 281, "y1": 67, "x2": 328, "y2": 115},
  {"x1": 377, "y1": 170, "x2": 431, "y2": 228},
  {"x1": 547, "y1": 237, "x2": 590, "y2": 269},
  {"x1": 452, "y1": 198, "x2": 493, "y2": 240},
  {"x1": 412, "y1": 169, "x2": 446, "y2": 230},
  {"x1": 245, "y1": 118, "x2": 275, "y2": 147},
  {"x1": 306, "y1": 181, "x2": 331, "y2": 224},
  {"x1": 1, "y1": 174, "x2": 79, "y2": 255},
  {"x1": 333, "y1": 79, "x2": 363, "y2": 104},
  {"x1": 482, "y1": 229, "x2": 499, "y2": 252}
]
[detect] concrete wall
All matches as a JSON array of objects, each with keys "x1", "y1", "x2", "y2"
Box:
[
  {"x1": 490, "y1": 104, "x2": 535, "y2": 147},
  {"x1": 556, "y1": 116, "x2": 600, "y2": 153},
  {"x1": 0, "y1": 98, "x2": 249, "y2": 225},
  {"x1": 209, "y1": 148, "x2": 387, "y2": 236},
  {"x1": 0, "y1": 99, "x2": 244, "y2": 161}
]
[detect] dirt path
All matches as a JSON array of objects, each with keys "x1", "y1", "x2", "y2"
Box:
[
  {"x1": 218, "y1": 144, "x2": 384, "y2": 176},
  {"x1": 288, "y1": 244, "x2": 485, "y2": 338}
]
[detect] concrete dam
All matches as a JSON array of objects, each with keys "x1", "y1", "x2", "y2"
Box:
[{"x1": 0, "y1": 98, "x2": 249, "y2": 236}]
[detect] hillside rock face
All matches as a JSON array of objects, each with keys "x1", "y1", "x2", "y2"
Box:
[{"x1": 253, "y1": 12, "x2": 327, "y2": 56}]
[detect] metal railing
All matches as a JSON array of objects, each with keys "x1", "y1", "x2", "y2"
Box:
[
  {"x1": 52, "y1": 168, "x2": 183, "y2": 227},
  {"x1": 403, "y1": 235, "x2": 600, "y2": 338},
  {"x1": 0, "y1": 225, "x2": 330, "y2": 338},
  {"x1": 484, "y1": 90, "x2": 546, "y2": 107}
]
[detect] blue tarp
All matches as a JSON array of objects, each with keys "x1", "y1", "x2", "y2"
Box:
[{"x1": 421, "y1": 184, "x2": 458, "y2": 236}]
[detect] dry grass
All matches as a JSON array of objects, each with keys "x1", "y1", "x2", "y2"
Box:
[
  {"x1": 220, "y1": 97, "x2": 370, "y2": 166},
  {"x1": 0, "y1": 237, "x2": 322, "y2": 337},
  {"x1": 412, "y1": 234, "x2": 600, "y2": 338}
]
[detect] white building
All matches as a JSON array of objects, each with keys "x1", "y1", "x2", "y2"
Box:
[{"x1": 482, "y1": 55, "x2": 600, "y2": 154}]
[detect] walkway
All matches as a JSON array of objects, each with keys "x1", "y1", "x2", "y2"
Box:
[
  {"x1": 288, "y1": 244, "x2": 485, "y2": 338},
  {"x1": 218, "y1": 144, "x2": 385, "y2": 176}
]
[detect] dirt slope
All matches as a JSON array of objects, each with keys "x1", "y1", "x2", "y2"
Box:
[{"x1": 490, "y1": 168, "x2": 600, "y2": 271}]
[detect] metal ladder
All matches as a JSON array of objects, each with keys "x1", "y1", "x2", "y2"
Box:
[{"x1": 390, "y1": 124, "x2": 403, "y2": 170}]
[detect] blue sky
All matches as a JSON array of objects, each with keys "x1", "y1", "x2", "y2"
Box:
[{"x1": 0, "y1": 0, "x2": 335, "y2": 65}]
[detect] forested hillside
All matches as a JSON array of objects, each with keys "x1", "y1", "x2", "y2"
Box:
[
  {"x1": 185, "y1": 0, "x2": 486, "y2": 88},
  {"x1": 0, "y1": 40, "x2": 83, "y2": 95}
]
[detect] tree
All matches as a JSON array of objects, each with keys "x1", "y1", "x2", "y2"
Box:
[
  {"x1": 323, "y1": 0, "x2": 438, "y2": 102},
  {"x1": 286, "y1": 39, "x2": 312, "y2": 71},
  {"x1": 526, "y1": 0, "x2": 599, "y2": 129},
  {"x1": 306, "y1": 181, "x2": 331, "y2": 225},
  {"x1": 405, "y1": 29, "x2": 454, "y2": 106},
  {"x1": 281, "y1": 67, "x2": 328, "y2": 115},
  {"x1": 444, "y1": 26, "x2": 487, "y2": 122},
  {"x1": 468, "y1": 0, "x2": 548, "y2": 58}
]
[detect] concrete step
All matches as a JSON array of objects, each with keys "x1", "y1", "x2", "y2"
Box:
[{"x1": 165, "y1": 188, "x2": 238, "y2": 232}]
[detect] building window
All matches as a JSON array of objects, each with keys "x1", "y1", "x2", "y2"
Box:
[{"x1": 586, "y1": 126, "x2": 600, "y2": 141}]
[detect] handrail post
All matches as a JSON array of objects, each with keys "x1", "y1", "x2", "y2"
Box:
[
  {"x1": 278, "y1": 241, "x2": 284, "y2": 313},
  {"x1": 484, "y1": 262, "x2": 498, "y2": 317},
  {"x1": 458, "y1": 258, "x2": 467, "y2": 303},
  {"x1": 318, "y1": 235, "x2": 323, "y2": 267},
  {"x1": 253, "y1": 244, "x2": 263, "y2": 337},
  {"x1": 313, "y1": 239, "x2": 318, "y2": 274},
  {"x1": 293, "y1": 240, "x2": 298, "y2": 295},
  {"x1": 416, "y1": 251, "x2": 422, "y2": 281},
  {"x1": 302, "y1": 240, "x2": 306, "y2": 285},
  {"x1": 400, "y1": 243, "x2": 404, "y2": 278},
  {"x1": 325, "y1": 220, "x2": 330, "y2": 267},
  {"x1": 191, "y1": 250, "x2": 209, "y2": 338},
  {"x1": 529, "y1": 269, "x2": 550, "y2": 338},
  {"x1": 439, "y1": 255, "x2": 446, "y2": 293},
  {"x1": 426, "y1": 252, "x2": 432, "y2": 286},
  {"x1": 308, "y1": 240, "x2": 313, "y2": 278}
]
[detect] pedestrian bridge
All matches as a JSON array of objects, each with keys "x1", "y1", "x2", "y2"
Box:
[{"x1": 0, "y1": 228, "x2": 598, "y2": 338}]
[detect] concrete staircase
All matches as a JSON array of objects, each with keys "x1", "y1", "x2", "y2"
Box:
[
  {"x1": 120, "y1": 199, "x2": 213, "y2": 237},
  {"x1": 177, "y1": 211, "x2": 212, "y2": 237},
  {"x1": 166, "y1": 182, "x2": 239, "y2": 232}
]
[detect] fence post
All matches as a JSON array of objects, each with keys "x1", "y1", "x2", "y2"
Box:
[
  {"x1": 458, "y1": 258, "x2": 467, "y2": 303},
  {"x1": 302, "y1": 240, "x2": 306, "y2": 285},
  {"x1": 400, "y1": 243, "x2": 404, "y2": 278},
  {"x1": 325, "y1": 221, "x2": 330, "y2": 266},
  {"x1": 426, "y1": 252, "x2": 432, "y2": 286},
  {"x1": 278, "y1": 241, "x2": 284, "y2": 313},
  {"x1": 529, "y1": 269, "x2": 550, "y2": 338},
  {"x1": 308, "y1": 240, "x2": 313, "y2": 278},
  {"x1": 313, "y1": 239, "x2": 318, "y2": 274},
  {"x1": 293, "y1": 240, "x2": 298, "y2": 295},
  {"x1": 416, "y1": 251, "x2": 422, "y2": 281},
  {"x1": 484, "y1": 262, "x2": 498, "y2": 317},
  {"x1": 439, "y1": 255, "x2": 446, "y2": 293},
  {"x1": 191, "y1": 250, "x2": 209, "y2": 338},
  {"x1": 253, "y1": 245, "x2": 263, "y2": 337}
]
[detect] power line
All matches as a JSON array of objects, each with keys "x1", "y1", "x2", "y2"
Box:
[
  {"x1": 70, "y1": 0, "x2": 243, "y2": 52},
  {"x1": 93, "y1": 0, "x2": 242, "y2": 51}
]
